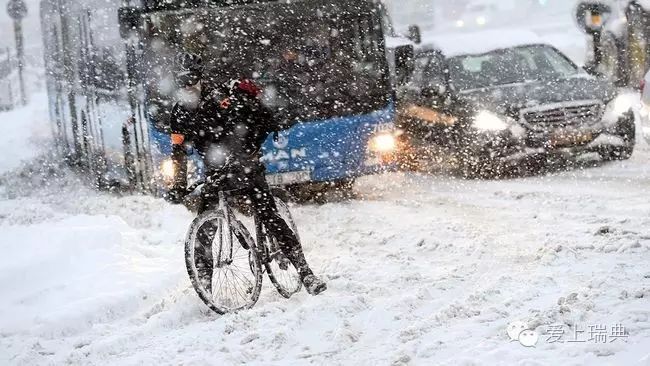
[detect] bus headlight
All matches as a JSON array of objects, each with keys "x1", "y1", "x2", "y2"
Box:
[
  {"x1": 161, "y1": 159, "x2": 175, "y2": 180},
  {"x1": 369, "y1": 133, "x2": 398, "y2": 153}
]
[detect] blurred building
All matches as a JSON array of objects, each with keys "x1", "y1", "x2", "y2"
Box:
[{"x1": 385, "y1": 0, "x2": 581, "y2": 33}]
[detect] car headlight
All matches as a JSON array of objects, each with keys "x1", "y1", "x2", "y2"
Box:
[
  {"x1": 369, "y1": 133, "x2": 398, "y2": 153},
  {"x1": 161, "y1": 159, "x2": 175, "y2": 180},
  {"x1": 472, "y1": 110, "x2": 509, "y2": 132},
  {"x1": 602, "y1": 94, "x2": 636, "y2": 127},
  {"x1": 610, "y1": 94, "x2": 634, "y2": 116}
]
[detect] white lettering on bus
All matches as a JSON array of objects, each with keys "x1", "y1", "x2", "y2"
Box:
[
  {"x1": 261, "y1": 148, "x2": 308, "y2": 162},
  {"x1": 291, "y1": 148, "x2": 307, "y2": 159}
]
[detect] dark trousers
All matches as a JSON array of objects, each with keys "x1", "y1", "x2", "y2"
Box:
[{"x1": 197, "y1": 162, "x2": 312, "y2": 279}]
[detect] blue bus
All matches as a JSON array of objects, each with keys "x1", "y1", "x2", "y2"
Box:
[{"x1": 40, "y1": 0, "x2": 406, "y2": 194}]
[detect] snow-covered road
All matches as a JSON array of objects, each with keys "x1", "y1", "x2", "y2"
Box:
[{"x1": 0, "y1": 98, "x2": 649, "y2": 365}]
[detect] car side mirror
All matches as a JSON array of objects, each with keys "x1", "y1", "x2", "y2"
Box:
[
  {"x1": 407, "y1": 25, "x2": 422, "y2": 45},
  {"x1": 394, "y1": 45, "x2": 414, "y2": 86},
  {"x1": 118, "y1": 6, "x2": 143, "y2": 39}
]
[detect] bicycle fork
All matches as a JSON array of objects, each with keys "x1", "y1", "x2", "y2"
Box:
[{"x1": 214, "y1": 191, "x2": 234, "y2": 269}]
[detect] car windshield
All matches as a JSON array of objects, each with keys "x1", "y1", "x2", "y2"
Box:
[
  {"x1": 447, "y1": 45, "x2": 579, "y2": 91},
  {"x1": 141, "y1": 1, "x2": 390, "y2": 129}
]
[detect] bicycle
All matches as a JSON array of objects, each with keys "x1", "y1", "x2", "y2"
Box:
[{"x1": 183, "y1": 168, "x2": 303, "y2": 314}]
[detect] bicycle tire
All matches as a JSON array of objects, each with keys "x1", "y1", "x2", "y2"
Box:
[
  {"x1": 185, "y1": 210, "x2": 263, "y2": 314},
  {"x1": 259, "y1": 196, "x2": 303, "y2": 298}
]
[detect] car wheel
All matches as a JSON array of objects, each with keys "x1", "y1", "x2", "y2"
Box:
[{"x1": 602, "y1": 116, "x2": 636, "y2": 161}]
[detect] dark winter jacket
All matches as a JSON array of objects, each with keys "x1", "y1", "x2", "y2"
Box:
[{"x1": 168, "y1": 79, "x2": 283, "y2": 193}]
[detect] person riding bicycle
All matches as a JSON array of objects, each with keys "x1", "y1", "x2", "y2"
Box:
[{"x1": 167, "y1": 52, "x2": 327, "y2": 296}]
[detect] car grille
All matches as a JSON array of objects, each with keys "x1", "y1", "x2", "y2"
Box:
[{"x1": 520, "y1": 101, "x2": 603, "y2": 132}]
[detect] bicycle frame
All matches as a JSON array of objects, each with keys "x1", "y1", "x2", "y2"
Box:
[{"x1": 188, "y1": 172, "x2": 291, "y2": 270}]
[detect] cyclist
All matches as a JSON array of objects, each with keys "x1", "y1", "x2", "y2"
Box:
[{"x1": 167, "y1": 53, "x2": 327, "y2": 296}]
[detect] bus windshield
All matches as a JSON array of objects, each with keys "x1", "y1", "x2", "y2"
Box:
[{"x1": 141, "y1": 1, "x2": 391, "y2": 129}]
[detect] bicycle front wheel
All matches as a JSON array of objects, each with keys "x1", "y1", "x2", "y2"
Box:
[{"x1": 185, "y1": 210, "x2": 263, "y2": 314}]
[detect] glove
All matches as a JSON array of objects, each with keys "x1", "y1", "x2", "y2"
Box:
[
  {"x1": 224, "y1": 78, "x2": 262, "y2": 98},
  {"x1": 165, "y1": 187, "x2": 186, "y2": 204}
]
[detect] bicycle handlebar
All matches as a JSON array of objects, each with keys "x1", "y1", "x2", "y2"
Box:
[
  {"x1": 185, "y1": 169, "x2": 226, "y2": 195},
  {"x1": 184, "y1": 154, "x2": 239, "y2": 195}
]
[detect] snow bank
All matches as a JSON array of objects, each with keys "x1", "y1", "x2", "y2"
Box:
[{"x1": 0, "y1": 179, "x2": 195, "y2": 364}]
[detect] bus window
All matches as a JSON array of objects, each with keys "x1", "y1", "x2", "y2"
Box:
[{"x1": 140, "y1": 4, "x2": 391, "y2": 130}]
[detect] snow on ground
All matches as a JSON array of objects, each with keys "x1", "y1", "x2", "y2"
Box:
[{"x1": 0, "y1": 95, "x2": 649, "y2": 365}]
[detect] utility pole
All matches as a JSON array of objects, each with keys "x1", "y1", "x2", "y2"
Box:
[
  {"x1": 575, "y1": 2, "x2": 611, "y2": 77},
  {"x1": 5, "y1": 47, "x2": 13, "y2": 107},
  {"x1": 6, "y1": 0, "x2": 28, "y2": 106}
]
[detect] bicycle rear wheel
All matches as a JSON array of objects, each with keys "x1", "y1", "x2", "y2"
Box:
[
  {"x1": 258, "y1": 196, "x2": 303, "y2": 298},
  {"x1": 185, "y1": 210, "x2": 262, "y2": 314}
]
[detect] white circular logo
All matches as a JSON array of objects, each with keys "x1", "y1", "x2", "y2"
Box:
[
  {"x1": 518, "y1": 330, "x2": 539, "y2": 347},
  {"x1": 507, "y1": 321, "x2": 528, "y2": 341},
  {"x1": 273, "y1": 134, "x2": 289, "y2": 149},
  {"x1": 507, "y1": 321, "x2": 539, "y2": 347}
]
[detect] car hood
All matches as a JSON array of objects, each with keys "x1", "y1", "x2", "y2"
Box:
[{"x1": 458, "y1": 74, "x2": 618, "y2": 117}]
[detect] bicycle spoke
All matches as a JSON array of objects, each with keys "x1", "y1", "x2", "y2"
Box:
[
  {"x1": 231, "y1": 237, "x2": 246, "y2": 259},
  {"x1": 228, "y1": 268, "x2": 249, "y2": 303},
  {"x1": 229, "y1": 266, "x2": 254, "y2": 290},
  {"x1": 229, "y1": 271, "x2": 244, "y2": 307},
  {"x1": 211, "y1": 237, "x2": 256, "y2": 308},
  {"x1": 213, "y1": 269, "x2": 224, "y2": 301},
  {"x1": 217, "y1": 270, "x2": 226, "y2": 298},
  {"x1": 231, "y1": 270, "x2": 253, "y2": 289},
  {"x1": 230, "y1": 261, "x2": 253, "y2": 271},
  {"x1": 218, "y1": 270, "x2": 228, "y2": 304},
  {"x1": 226, "y1": 270, "x2": 242, "y2": 307},
  {"x1": 231, "y1": 251, "x2": 251, "y2": 263},
  {"x1": 222, "y1": 270, "x2": 234, "y2": 307}
]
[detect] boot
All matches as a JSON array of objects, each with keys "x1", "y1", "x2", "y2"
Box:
[{"x1": 302, "y1": 274, "x2": 327, "y2": 296}]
